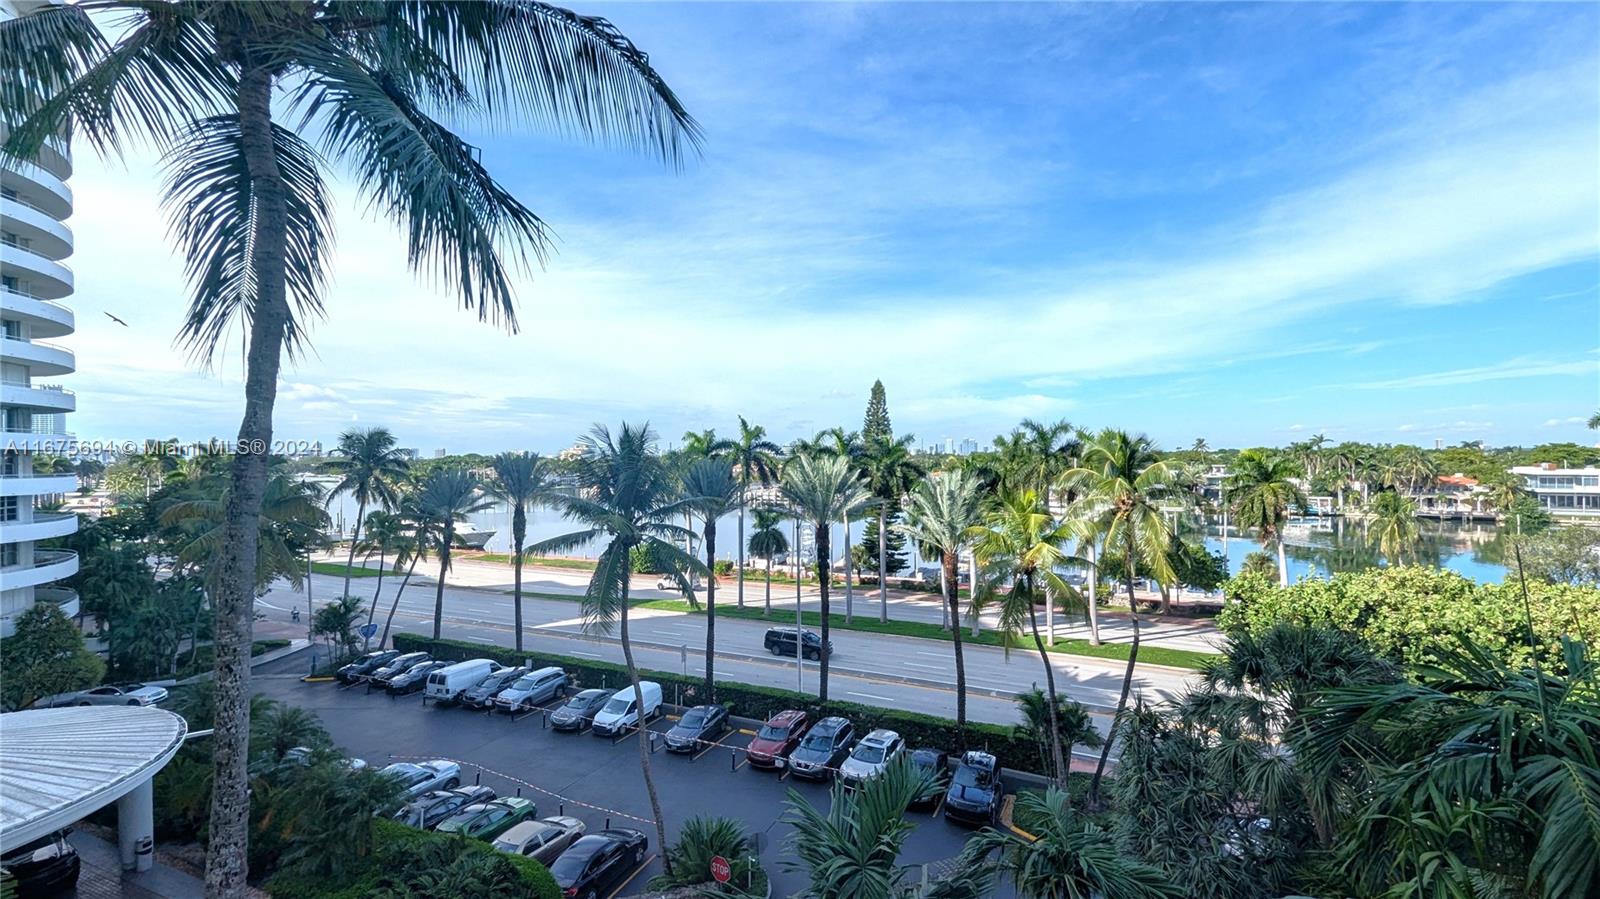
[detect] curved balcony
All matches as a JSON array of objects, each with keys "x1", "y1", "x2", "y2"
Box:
[
  {"x1": 0, "y1": 549, "x2": 78, "y2": 591},
  {"x1": 1, "y1": 383, "x2": 74, "y2": 413},
  {"x1": 0, "y1": 336, "x2": 74, "y2": 376},
  {"x1": 0, "y1": 242, "x2": 72, "y2": 299},
  {"x1": 0, "y1": 430, "x2": 69, "y2": 453},
  {"x1": 0, "y1": 161, "x2": 72, "y2": 220},
  {"x1": 34, "y1": 586, "x2": 80, "y2": 619},
  {"x1": 0, "y1": 125, "x2": 72, "y2": 181},
  {"x1": 0, "y1": 287, "x2": 73, "y2": 339},
  {"x1": 0, "y1": 509, "x2": 78, "y2": 544},
  {"x1": 0, "y1": 473, "x2": 77, "y2": 497},
  {"x1": 0, "y1": 196, "x2": 72, "y2": 260}
]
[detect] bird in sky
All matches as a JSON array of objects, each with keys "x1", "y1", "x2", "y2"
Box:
[{"x1": 103, "y1": 312, "x2": 128, "y2": 327}]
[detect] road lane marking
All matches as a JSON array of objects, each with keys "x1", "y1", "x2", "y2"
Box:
[
  {"x1": 903, "y1": 662, "x2": 943, "y2": 671},
  {"x1": 847, "y1": 691, "x2": 895, "y2": 702}
]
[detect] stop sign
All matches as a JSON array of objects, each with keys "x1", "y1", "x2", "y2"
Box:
[{"x1": 709, "y1": 855, "x2": 732, "y2": 883}]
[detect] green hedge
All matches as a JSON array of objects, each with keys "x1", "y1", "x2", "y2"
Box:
[
  {"x1": 392, "y1": 633, "x2": 1046, "y2": 775},
  {"x1": 267, "y1": 818, "x2": 561, "y2": 899}
]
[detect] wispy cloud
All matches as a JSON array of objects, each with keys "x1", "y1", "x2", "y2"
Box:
[{"x1": 1350, "y1": 356, "x2": 1597, "y2": 390}]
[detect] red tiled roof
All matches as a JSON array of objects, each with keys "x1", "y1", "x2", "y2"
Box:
[{"x1": 1438, "y1": 475, "x2": 1478, "y2": 487}]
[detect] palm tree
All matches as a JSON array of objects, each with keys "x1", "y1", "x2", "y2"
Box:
[
  {"x1": 1014, "y1": 688, "x2": 1104, "y2": 781},
  {"x1": 1367, "y1": 489, "x2": 1419, "y2": 565},
  {"x1": 411, "y1": 468, "x2": 492, "y2": 640},
  {"x1": 1384, "y1": 444, "x2": 1437, "y2": 494},
  {"x1": 4, "y1": 5, "x2": 699, "y2": 889},
  {"x1": 803, "y1": 428, "x2": 865, "y2": 620},
  {"x1": 161, "y1": 468, "x2": 330, "y2": 596},
  {"x1": 996, "y1": 418, "x2": 1080, "y2": 506},
  {"x1": 377, "y1": 510, "x2": 432, "y2": 651},
  {"x1": 352, "y1": 510, "x2": 404, "y2": 646},
  {"x1": 971, "y1": 489, "x2": 1082, "y2": 786},
  {"x1": 1589, "y1": 410, "x2": 1600, "y2": 429},
  {"x1": 779, "y1": 453, "x2": 871, "y2": 702},
  {"x1": 1226, "y1": 449, "x2": 1307, "y2": 587},
  {"x1": 729, "y1": 416, "x2": 783, "y2": 611},
  {"x1": 528, "y1": 423, "x2": 702, "y2": 870},
  {"x1": 325, "y1": 427, "x2": 410, "y2": 602},
  {"x1": 748, "y1": 506, "x2": 789, "y2": 616},
  {"x1": 860, "y1": 434, "x2": 926, "y2": 623},
  {"x1": 681, "y1": 458, "x2": 738, "y2": 700},
  {"x1": 1060, "y1": 428, "x2": 1187, "y2": 803},
  {"x1": 675, "y1": 428, "x2": 732, "y2": 555},
  {"x1": 968, "y1": 789, "x2": 1182, "y2": 899},
  {"x1": 893, "y1": 470, "x2": 983, "y2": 742},
  {"x1": 1325, "y1": 442, "x2": 1362, "y2": 512},
  {"x1": 484, "y1": 452, "x2": 561, "y2": 654}
]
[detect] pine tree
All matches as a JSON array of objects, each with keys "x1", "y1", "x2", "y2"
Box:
[{"x1": 863, "y1": 380, "x2": 892, "y2": 443}]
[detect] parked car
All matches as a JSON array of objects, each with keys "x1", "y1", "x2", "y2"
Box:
[
  {"x1": 0, "y1": 829, "x2": 79, "y2": 895},
  {"x1": 460, "y1": 666, "x2": 529, "y2": 710},
  {"x1": 393, "y1": 786, "x2": 497, "y2": 830},
  {"x1": 787, "y1": 716, "x2": 855, "y2": 780},
  {"x1": 548, "y1": 829, "x2": 649, "y2": 899},
  {"x1": 763, "y1": 626, "x2": 831, "y2": 660},
  {"x1": 590, "y1": 682, "x2": 662, "y2": 737},
  {"x1": 435, "y1": 797, "x2": 538, "y2": 841},
  {"x1": 839, "y1": 728, "x2": 905, "y2": 786},
  {"x1": 378, "y1": 760, "x2": 462, "y2": 799},
  {"x1": 336, "y1": 649, "x2": 400, "y2": 684},
  {"x1": 493, "y1": 666, "x2": 569, "y2": 713},
  {"x1": 283, "y1": 745, "x2": 368, "y2": 771},
  {"x1": 906, "y1": 748, "x2": 950, "y2": 809},
  {"x1": 663, "y1": 704, "x2": 729, "y2": 753},
  {"x1": 549, "y1": 689, "x2": 615, "y2": 732},
  {"x1": 386, "y1": 660, "x2": 448, "y2": 695},
  {"x1": 367, "y1": 652, "x2": 430, "y2": 688},
  {"x1": 943, "y1": 751, "x2": 1004, "y2": 826},
  {"x1": 745, "y1": 709, "x2": 809, "y2": 770},
  {"x1": 490, "y1": 815, "x2": 587, "y2": 865},
  {"x1": 424, "y1": 658, "x2": 500, "y2": 704},
  {"x1": 33, "y1": 682, "x2": 169, "y2": 708},
  {"x1": 654, "y1": 573, "x2": 701, "y2": 591}
]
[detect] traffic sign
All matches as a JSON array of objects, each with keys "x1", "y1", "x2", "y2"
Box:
[
  {"x1": 709, "y1": 855, "x2": 731, "y2": 883},
  {"x1": 358, "y1": 623, "x2": 378, "y2": 639}
]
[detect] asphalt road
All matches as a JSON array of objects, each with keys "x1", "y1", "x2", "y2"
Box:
[{"x1": 256, "y1": 675, "x2": 1019, "y2": 898}]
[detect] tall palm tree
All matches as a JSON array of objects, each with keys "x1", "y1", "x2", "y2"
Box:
[
  {"x1": 748, "y1": 505, "x2": 789, "y2": 616},
  {"x1": 411, "y1": 468, "x2": 492, "y2": 640},
  {"x1": 1325, "y1": 442, "x2": 1362, "y2": 512},
  {"x1": 893, "y1": 470, "x2": 983, "y2": 742},
  {"x1": 1227, "y1": 449, "x2": 1306, "y2": 587},
  {"x1": 681, "y1": 458, "x2": 738, "y2": 700},
  {"x1": 325, "y1": 427, "x2": 410, "y2": 602},
  {"x1": 779, "y1": 453, "x2": 871, "y2": 703},
  {"x1": 377, "y1": 510, "x2": 432, "y2": 651},
  {"x1": 675, "y1": 428, "x2": 732, "y2": 555},
  {"x1": 528, "y1": 423, "x2": 703, "y2": 871},
  {"x1": 729, "y1": 416, "x2": 783, "y2": 611},
  {"x1": 484, "y1": 451, "x2": 561, "y2": 653},
  {"x1": 860, "y1": 434, "x2": 926, "y2": 623},
  {"x1": 1367, "y1": 489, "x2": 1419, "y2": 565},
  {"x1": 971, "y1": 489, "x2": 1082, "y2": 787},
  {"x1": 996, "y1": 418, "x2": 1080, "y2": 507},
  {"x1": 1061, "y1": 428, "x2": 1187, "y2": 803},
  {"x1": 352, "y1": 509, "x2": 404, "y2": 645},
  {"x1": 4, "y1": 5, "x2": 698, "y2": 889},
  {"x1": 803, "y1": 428, "x2": 865, "y2": 620},
  {"x1": 161, "y1": 468, "x2": 330, "y2": 596}
]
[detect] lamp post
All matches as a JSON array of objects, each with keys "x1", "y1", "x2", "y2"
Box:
[{"x1": 793, "y1": 515, "x2": 803, "y2": 694}]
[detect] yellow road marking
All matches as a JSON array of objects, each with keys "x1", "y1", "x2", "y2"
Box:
[
  {"x1": 998, "y1": 795, "x2": 1036, "y2": 840},
  {"x1": 605, "y1": 854, "x2": 655, "y2": 899}
]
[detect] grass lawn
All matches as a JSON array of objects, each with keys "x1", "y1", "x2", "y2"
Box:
[
  {"x1": 468, "y1": 553, "x2": 598, "y2": 571},
  {"x1": 518, "y1": 590, "x2": 1217, "y2": 670},
  {"x1": 310, "y1": 561, "x2": 386, "y2": 578}
]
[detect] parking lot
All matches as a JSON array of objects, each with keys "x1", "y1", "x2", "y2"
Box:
[{"x1": 254, "y1": 672, "x2": 1018, "y2": 898}]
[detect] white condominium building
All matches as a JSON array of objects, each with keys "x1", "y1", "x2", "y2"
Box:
[
  {"x1": 1510, "y1": 463, "x2": 1600, "y2": 518},
  {"x1": 0, "y1": 0, "x2": 79, "y2": 637}
]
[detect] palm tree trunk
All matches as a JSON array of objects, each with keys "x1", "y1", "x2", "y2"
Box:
[
  {"x1": 843, "y1": 511, "x2": 853, "y2": 624},
  {"x1": 736, "y1": 487, "x2": 746, "y2": 609},
  {"x1": 1086, "y1": 542, "x2": 1100, "y2": 646},
  {"x1": 361, "y1": 545, "x2": 387, "y2": 652},
  {"x1": 703, "y1": 521, "x2": 717, "y2": 701},
  {"x1": 764, "y1": 557, "x2": 772, "y2": 614},
  {"x1": 618, "y1": 576, "x2": 672, "y2": 875},
  {"x1": 1089, "y1": 556, "x2": 1143, "y2": 808},
  {"x1": 945, "y1": 551, "x2": 967, "y2": 747},
  {"x1": 342, "y1": 497, "x2": 366, "y2": 601},
  {"x1": 877, "y1": 506, "x2": 888, "y2": 623},
  {"x1": 1276, "y1": 536, "x2": 1288, "y2": 587},
  {"x1": 433, "y1": 525, "x2": 452, "y2": 640},
  {"x1": 1025, "y1": 591, "x2": 1067, "y2": 787},
  {"x1": 512, "y1": 506, "x2": 526, "y2": 654},
  {"x1": 206, "y1": 63, "x2": 289, "y2": 899},
  {"x1": 379, "y1": 555, "x2": 421, "y2": 650},
  {"x1": 816, "y1": 526, "x2": 832, "y2": 702}
]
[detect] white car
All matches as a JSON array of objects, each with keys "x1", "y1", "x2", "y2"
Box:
[
  {"x1": 839, "y1": 728, "x2": 905, "y2": 786},
  {"x1": 379, "y1": 760, "x2": 461, "y2": 799},
  {"x1": 492, "y1": 667, "x2": 569, "y2": 712},
  {"x1": 34, "y1": 683, "x2": 169, "y2": 708},
  {"x1": 284, "y1": 746, "x2": 368, "y2": 771}
]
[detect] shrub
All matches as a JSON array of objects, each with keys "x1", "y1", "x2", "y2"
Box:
[
  {"x1": 392, "y1": 633, "x2": 1043, "y2": 774},
  {"x1": 714, "y1": 559, "x2": 735, "y2": 576},
  {"x1": 0, "y1": 603, "x2": 105, "y2": 711},
  {"x1": 646, "y1": 816, "x2": 767, "y2": 894}
]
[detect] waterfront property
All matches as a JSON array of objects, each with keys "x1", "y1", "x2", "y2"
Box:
[
  {"x1": 0, "y1": 0, "x2": 78, "y2": 637},
  {"x1": 1510, "y1": 464, "x2": 1600, "y2": 519}
]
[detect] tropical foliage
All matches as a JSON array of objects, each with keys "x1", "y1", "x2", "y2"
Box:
[{"x1": 0, "y1": 603, "x2": 105, "y2": 711}]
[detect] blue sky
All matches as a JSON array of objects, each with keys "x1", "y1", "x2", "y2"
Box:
[{"x1": 67, "y1": 2, "x2": 1599, "y2": 454}]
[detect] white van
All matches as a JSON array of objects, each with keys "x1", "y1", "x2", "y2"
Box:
[
  {"x1": 424, "y1": 658, "x2": 500, "y2": 704},
  {"x1": 590, "y1": 681, "x2": 662, "y2": 736}
]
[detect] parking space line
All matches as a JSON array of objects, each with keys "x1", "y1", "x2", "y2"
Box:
[
  {"x1": 930, "y1": 795, "x2": 946, "y2": 817},
  {"x1": 733, "y1": 755, "x2": 749, "y2": 771},
  {"x1": 606, "y1": 854, "x2": 656, "y2": 899}
]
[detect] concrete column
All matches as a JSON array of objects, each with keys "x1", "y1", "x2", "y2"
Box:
[{"x1": 116, "y1": 777, "x2": 155, "y2": 871}]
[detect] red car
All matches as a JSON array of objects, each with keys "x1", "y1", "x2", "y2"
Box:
[{"x1": 746, "y1": 709, "x2": 809, "y2": 770}]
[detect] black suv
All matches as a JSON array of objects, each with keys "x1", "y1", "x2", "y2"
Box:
[
  {"x1": 763, "y1": 627, "x2": 832, "y2": 660},
  {"x1": 336, "y1": 649, "x2": 400, "y2": 684}
]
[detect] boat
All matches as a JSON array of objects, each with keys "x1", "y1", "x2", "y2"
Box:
[{"x1": 456, "y1": 529, "x2": 496, "y2": 550}]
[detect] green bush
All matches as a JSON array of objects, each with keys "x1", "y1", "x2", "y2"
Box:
[
  {"x1": 1217, "y1": 566, "x2": 1600, "y2": 669},
  {"x1": 392, "y1": 633, "x2": 1043, "y2": 774}
]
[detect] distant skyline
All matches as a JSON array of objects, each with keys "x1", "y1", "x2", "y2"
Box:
[{"x1": 61, "y1": 2, "x2": 1599, "y2": 453}]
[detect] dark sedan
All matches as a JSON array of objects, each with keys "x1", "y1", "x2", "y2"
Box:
[
  {"x1": 745, "y1": 709, "x2": 809, "y2": 770},
  {"x1": 907, "y1": 748, "x2": 950, "y2": 810},
  {"x1": 943, "y1": 750, "x2": 1004, "y2": 826},
  {"x1": 549, "y1": 689, "x2": 615, "y2": 732},
  {"x1": 0, "y1": 829, "x2": 79, "y2": 895},
  {"x1": 459, "y1": 666, "x2": 528, "y2": 710},
  {"x1": 548, "y1": 829, "x2": 648, "y2": 899},
  {"x1": 786, "y1": 716, "x2": 854, "y2": 781},
  {"x1": 664, "y1": 704, "x2": 729, "y2": 753},
  {"x1": 366, "y1": 652, "x2": 431, "y2": 688},
  {"x1": 385, "y1": 660, "x2": 448, "y2": 695},
  {"x1": 336, "y1": 649, "x2": 400, "y2": 684},
  {"x1": 393, "y1": 785, "x2": 497, "y2": 830}
]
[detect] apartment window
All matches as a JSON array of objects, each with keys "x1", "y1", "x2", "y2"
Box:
[
  {"x1": 2, "y1": 319, "x2": 18, "y2": 339},
  {"x1": 1, "y1": 451, "x2": 17, "y2": 475},
  {"x1": 0, "y1": 497, "x2": 16, "y2": 522},
  {"x1": 0, "y1": 544, "x2": 16, "y2": 568}
]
